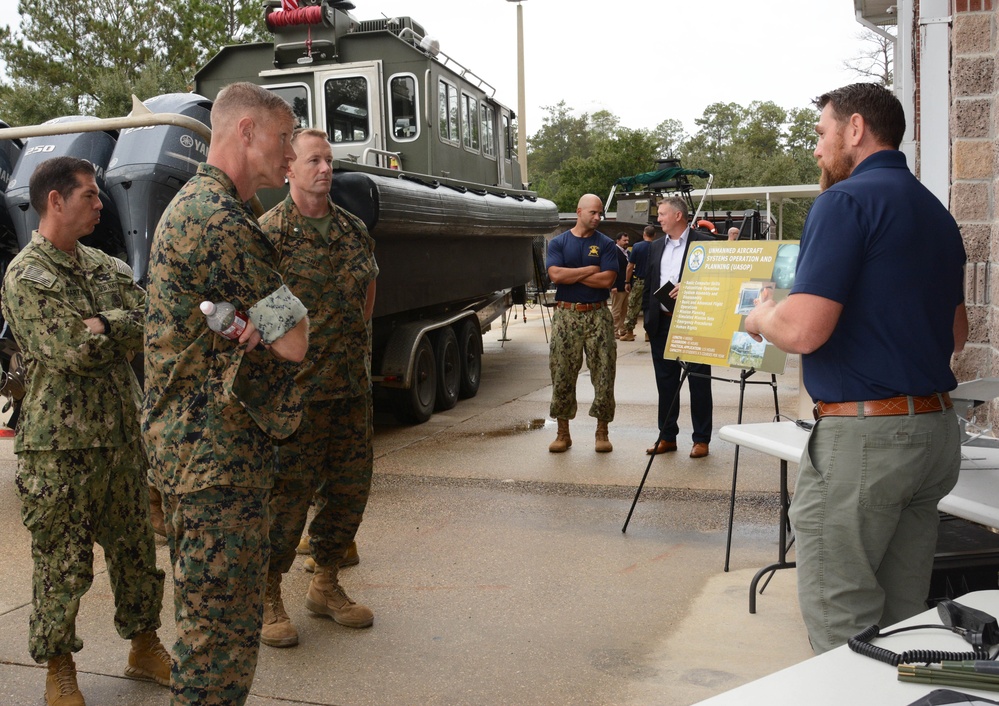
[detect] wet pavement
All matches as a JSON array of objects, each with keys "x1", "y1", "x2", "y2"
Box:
[{"x1": 0, "y1": 306, "x2": 816, "y2": 705}]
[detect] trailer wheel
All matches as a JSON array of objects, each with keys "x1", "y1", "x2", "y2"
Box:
[
  {"x1": 457, "y1": 318, "x2": 481, "y2": 399},
  {"x1": 392, "y1": 335, "x2": 437, "y2": 424},
  {"x1": 433, "y1": 327, "x2": 460, "y2": 411}
]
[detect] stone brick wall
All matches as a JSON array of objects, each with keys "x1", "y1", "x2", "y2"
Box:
[{"x1": 951, "y1": 1, "x2": 995, "y2": 421}]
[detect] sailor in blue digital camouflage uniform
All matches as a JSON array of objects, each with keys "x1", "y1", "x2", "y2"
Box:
[
  {"x1": 143, "y1": 82, "x2": 309, "y2": 706},
  {"x1": 2, "y1": 156, "x2": 171, "y2": 706},
  {"x1": 546, "y1": 193, "x2": 619, "y2": 453},
  {"x1": 259, "y1": 127, "x2": 379, "y2": 647}
]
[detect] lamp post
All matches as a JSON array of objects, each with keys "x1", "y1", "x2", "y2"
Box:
[{"x1": 506, "y1": 0, "x2": 528, "y2": 188}]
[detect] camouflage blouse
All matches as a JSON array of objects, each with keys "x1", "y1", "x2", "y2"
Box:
[
  {"x1": 260, "y1": 194, "x2": 378, "y2": 401},
  {"x1": 1, "y1": 233, "x2": 144, "y2": 452},
  {"x1": 142, "y1": 163, "x2": 307, "y2": 495}
]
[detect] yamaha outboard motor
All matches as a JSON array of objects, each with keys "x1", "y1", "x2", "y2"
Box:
[
  {"x1": 0, "y1": 125, "x2": 25, "y2": 423},
  {"x1": 106, "y1": 93, "x2": 213, "y2": 284},
  {"x1": 4, "y1": 116, "x2": 126, "y2": 260}
]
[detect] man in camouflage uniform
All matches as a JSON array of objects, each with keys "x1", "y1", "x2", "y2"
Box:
[
  {"x1": 143, "y1": 83, "x2": 309, "y2": 706},
  {"x1": 621, "y1": 225, "x2": 656, "y2": 342},
  {"x1": 259, "y1": 128, "x2": 378, "y2": 647},
  {"x1": 546, "y1": 194, "x2": 619, "y2": 453},
  {"x1": 2, "y1": 157, "x2": 171, "y2": 706}
]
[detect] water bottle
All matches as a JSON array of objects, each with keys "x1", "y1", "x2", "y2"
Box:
[{"x1": 200, "y1": 300, "x2": 249, "y2": 341}]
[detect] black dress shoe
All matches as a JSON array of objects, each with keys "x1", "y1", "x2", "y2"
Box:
[{"x1": 646, "y1": 440, "x2": 678, "y2": 455}]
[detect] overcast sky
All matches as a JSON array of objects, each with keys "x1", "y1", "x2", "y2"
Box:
[
  {"x1": 0, "y1": 0, "x2": 881, "y2": 135},
  {"x1": 367, "y1": 0, "x2": 880, "y2": 134}
]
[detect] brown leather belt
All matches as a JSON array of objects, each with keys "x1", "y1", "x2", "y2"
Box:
[
  {"x1": 555, "y1": 301, "x2": 605, "y2": 312},
  {"x1": 814, "y1": 393, "x2": 953, "y2": 420}
]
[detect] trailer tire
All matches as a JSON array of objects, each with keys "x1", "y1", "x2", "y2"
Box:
[
  {"x1": 433, "y1": 327, "x2": 460, "y2": 411},
  {"x1": 392, "y1": 335, "x2": 437, "y2": 424},
  {"x1": 457, "y1": 318, "x2": 481, "y2": 399}
]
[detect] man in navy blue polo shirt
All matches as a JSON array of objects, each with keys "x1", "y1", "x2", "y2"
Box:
[
  {"x1": 546, "y1": 194, "x2": 620, "y2": 453},
  {"x1": 746, "y1": 82, "x2": 967, "y2": 653}
]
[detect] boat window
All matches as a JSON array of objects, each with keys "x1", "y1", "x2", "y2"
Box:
[
  {"x1": 481, "y1": 103, "x2": 495, "y2": 159},
  {"x1": 265, "y1": 84, "x2": 311, "y2": 129},
  {"x1": 438, "y1": 79, "x2": 459, "y2": 145},
  {"x1": 389, "y1": 74, "x2": 419, "y2": 142},
  {"x1": 461, "y1": 93, "x2": 479, "y2": 152},
  {"x1": 324, "y1": 76, "x2": 369, "y2": 143},
  {"x1": 503, "y1": 114, "x2": 513, "y2": 160}
]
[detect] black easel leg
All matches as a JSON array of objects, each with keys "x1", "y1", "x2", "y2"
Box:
[{"x1": 622, "y1": 364, "x2": 690, "y2": 533}]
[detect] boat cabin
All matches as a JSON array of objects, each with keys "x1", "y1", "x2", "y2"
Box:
[{"x1": 195, "y1": 0, "x2": 526, "y2": 191}]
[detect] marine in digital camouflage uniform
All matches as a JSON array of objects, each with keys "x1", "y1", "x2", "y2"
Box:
[
  {"x1": 258, "y1": 129, "x2": 379, "y2": 646},
  {"x1": 1, "y1": 157, "x2": 170, "y2": 706},
  {"x1": 142, "y1": 83, "x2": 309, "y2": 706},
  {"x1": 545, "y1": 194, "x2": 619, "y2": 453}
]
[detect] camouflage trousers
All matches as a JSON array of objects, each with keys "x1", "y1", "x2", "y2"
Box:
[
  {"x1": 162, "y1": 486, "x2": 269, "y2": 706},
  {"x1": 15, "y1": 439, "x2": 164, "y2": 663},
  {"x1": 549, "y1": 305, "x2": 616, "y2": 422},
  {"x1": 269, "y1": 392, "x2": 373, "y2": 572},
  {"x1": 624, "y1": 276, "x2": 645, "y2": 333}
]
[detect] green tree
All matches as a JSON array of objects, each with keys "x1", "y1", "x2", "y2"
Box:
[
  {"x1": 528, "y1": 101, "x2": 821, "y2": 237},
  {"x1": 527, "y1": 103, "x2": 663, "y2": 212},
  {"x1": 527, "y1": 102, "x2": 594, "y2": 184},
  {"x1": 555, "y1": 127, "x2": 661, "y2": 212},
  {"x1": 690, "y1": 101, "x2": 743, "y2": 159},
  {"x1": 653, "y1": 118, "x2": 686, "y2": 158},
  {"x1": 0, "y1": 0, "x2": 267, "y2": 125},
  {"x1": 159, "y1": 0, "x2": 270, "y2": 80}
]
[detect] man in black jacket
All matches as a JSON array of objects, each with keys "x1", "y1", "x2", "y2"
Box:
[{"x1": 642, "y1": 196, "x2": 713, "y2": 458}]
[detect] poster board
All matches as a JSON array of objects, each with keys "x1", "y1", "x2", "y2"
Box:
[{"x1": 664, "y1": 240, "x2": 799, "y2": 375}]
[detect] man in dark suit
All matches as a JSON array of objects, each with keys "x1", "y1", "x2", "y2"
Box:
[{"x1": 642, "y1": 195, "x2": 713, "y2": 458}]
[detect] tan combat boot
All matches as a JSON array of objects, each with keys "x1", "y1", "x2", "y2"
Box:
[
  {"x1": 124, "y1": 631, "x2": 171, "y2": 686},
  {"x1": 305, "y1": 564, "x2": 374, "y2": 628},
  {"x1": 296, "y1": 534, "x2": 311, "y2": 554},
  {"x1": 595, "y1": 419, "x2": 613, "y2": 453},
  {"x1": 261, "y1": 572, "x2": 299, "y2": 647},
  {"x1": 548, "y1": 418, "x2": 571, "y2": 453},
  {"x1": 46, "y1": 653, "x2": 85, "y2": 706}
]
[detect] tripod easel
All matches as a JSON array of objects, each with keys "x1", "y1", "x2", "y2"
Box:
[{"x1": 621, "y1": 362, "x2": 781, "y2": 555}]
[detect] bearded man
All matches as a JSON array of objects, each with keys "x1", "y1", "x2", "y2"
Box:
[{"x1": 745, "y1": 82, "x2": 967, "y2": 653}]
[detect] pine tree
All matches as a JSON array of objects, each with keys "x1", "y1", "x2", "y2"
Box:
[{"x1": 0, "y1": 0, "x2": 270, "y2": 125}]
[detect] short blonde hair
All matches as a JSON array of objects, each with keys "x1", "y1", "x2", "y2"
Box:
[
  {"x1": 211, "y1": 82, "x2": 295, "y2": 131},
  {"x1": 292, "y1": 127, "x2": 329, "y2": 145}
]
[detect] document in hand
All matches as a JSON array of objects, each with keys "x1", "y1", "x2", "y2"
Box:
[{"x1": 654, "y1": 281, "x2": 676, "y2": 312}]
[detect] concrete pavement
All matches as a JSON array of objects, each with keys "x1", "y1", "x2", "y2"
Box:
[{"x1": 0, "y1": 307, "x2": 815, "y2": 705}]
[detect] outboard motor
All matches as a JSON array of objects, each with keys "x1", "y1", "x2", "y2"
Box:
[
  {"x1": 0, "y1": 125, "x2": 24, "y2": 423},
  {"x1": 4, "y1": 116, "x2": 126, "y2": 260},
  {"x1": 106, "y1": 93, "x2": 212, "y2": 284}
]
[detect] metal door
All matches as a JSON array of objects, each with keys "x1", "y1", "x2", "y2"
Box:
[{"x1": 314, "y1": 61, "x2": 385, "y2": 166}]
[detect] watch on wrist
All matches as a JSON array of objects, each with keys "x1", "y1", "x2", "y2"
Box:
[{"x1": 97, "y1": 314, "x2": 111, "y2": 335}]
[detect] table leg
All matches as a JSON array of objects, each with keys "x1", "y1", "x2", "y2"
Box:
[{"x1": 749, "y1": 459, "x2": 797, "y2": 613}]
